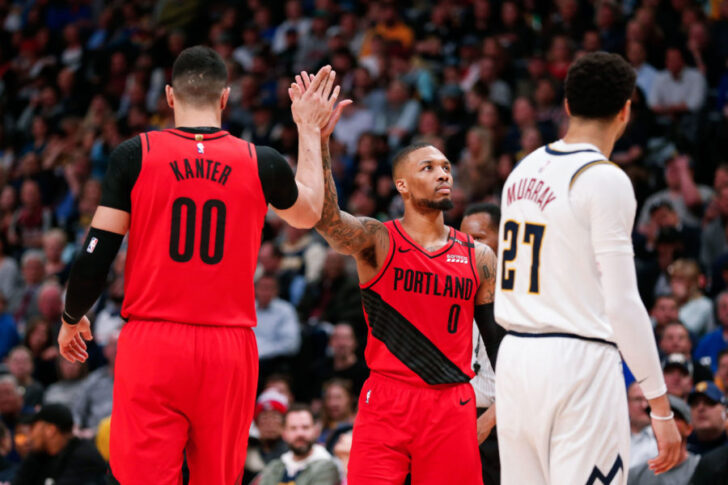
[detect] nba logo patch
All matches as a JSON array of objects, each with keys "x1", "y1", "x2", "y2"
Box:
[
  {"x1": 86, "y1": 237, "x2": 98, "y2": 254},
  {"x1": 197, "y1": 142, "x2": 204, "y2": 154}
]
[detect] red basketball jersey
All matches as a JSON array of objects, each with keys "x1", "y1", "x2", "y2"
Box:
[
  {"x1": 122, "y1": 129, "x2": 267, "y2": 327},
  {"x1": 360, "y1": 220, "x2": 479, "y2": 387}
]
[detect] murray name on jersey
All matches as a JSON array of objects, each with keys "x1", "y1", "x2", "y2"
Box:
[
  {"x1": 504, "y1": 177, "x2": 556, "y2": 211},
  {"x1": 393, "y1": 267, "x2": 475, "y2": 300}
]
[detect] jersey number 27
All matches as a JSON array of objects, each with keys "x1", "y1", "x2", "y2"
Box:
[{"x1": 501, "y1": 221, "x2": 545, "y2": 294}]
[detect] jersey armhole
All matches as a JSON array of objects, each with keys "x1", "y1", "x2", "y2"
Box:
[
  {"x1": 568, "y1": 159, "x2": 619, "y2": 191},
  {"x1": 360, "y1": 228, "x2": 396, "y2": 289}
]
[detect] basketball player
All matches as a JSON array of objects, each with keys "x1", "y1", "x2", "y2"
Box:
[
  {"x1": 290, "y1": 75, "x2": 499, "y2": 485},
  {"x1": 493, "y1": 52, "x2": 681, "y2": 484},
  {"x1": 461, "y1": 203, "x2": 503, "y2": 484},
  {"x1": 57, "y1": 47, "x2": 343, "y2": 484}
]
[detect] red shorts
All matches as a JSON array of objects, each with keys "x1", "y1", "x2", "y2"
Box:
[
  {"x1": 110, "y1": 320, "x2": 258, "y2": 485},
  {"x1": 348, "y1": 373, "x2": 483, "y2": 485}
]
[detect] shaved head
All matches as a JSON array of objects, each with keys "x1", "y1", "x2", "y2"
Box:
[{"x1": 392, "y1": 143, "x2": 434, "y2": 179}]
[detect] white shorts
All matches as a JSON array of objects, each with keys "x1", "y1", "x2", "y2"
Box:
[{"x1": 495, "y1": 333, "x2": 630, "y2": 485}]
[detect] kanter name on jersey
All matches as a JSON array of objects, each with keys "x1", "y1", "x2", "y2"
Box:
[{"x1": 169, "y1": 158, "x2": 232, "y2": 186}]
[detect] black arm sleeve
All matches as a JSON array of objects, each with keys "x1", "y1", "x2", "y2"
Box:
[
  {"x1": 99, "y1": 136, "x2": 142, "y2": 213},
  {"x1": 63, "y1": 228, "x2": 124, "y2": 324},
  {"x1": 474, "y1": 303, "x2": 506, "y2": 370},
  {"x1": 256, "y1": 145, "x2": 298, "y2": 210}
]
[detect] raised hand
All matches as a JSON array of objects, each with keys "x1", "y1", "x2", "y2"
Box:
[
  {"x1": 290, "y1": 70, "x2": 352, "y2": 139},
  {"x1": 290, "y1": 65, "x2": 340, "y2": 131}
]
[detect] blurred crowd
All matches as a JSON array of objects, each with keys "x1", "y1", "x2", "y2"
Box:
[{"x1": 0, "y1": 0, "x2": 726, "y2": 483}]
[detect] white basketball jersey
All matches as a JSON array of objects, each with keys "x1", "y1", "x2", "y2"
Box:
[{"x1": 495, "y1": 140, "x2": 628, "y2": 342}]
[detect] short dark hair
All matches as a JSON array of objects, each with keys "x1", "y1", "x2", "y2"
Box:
[
  {"x1": 463, "y1": 203, "x2": 500, "y2": 228},
  {"x1": 171, "y1": 46, "x2": 228, "y2": 106},
  {"x1": 285, "y1": 403, "x2": 314, "y2": 422},
  {"x1": 565, "y1": 52, "x2": 635, "y2": 119},
  {"x1": 392, "y1": 143, "x2": 434, "y2": 178}
]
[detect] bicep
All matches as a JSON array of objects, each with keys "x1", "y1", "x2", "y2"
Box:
[
  {"x1": 474, "y1": 242, "x2": 496, "y2": 305},
  {"x1": 91, "y1": 207, "x2": 130, "y2": 235},
  {"x1": 100, "y1": 137, "x2": 141, "y2": 213}
]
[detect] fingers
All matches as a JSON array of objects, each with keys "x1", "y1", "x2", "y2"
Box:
[
  {"x1": 322, "y1": 70, "x2": 337, "y2": 100},
  {"x1": 80, "y1": 327, "x2": 93, "y2": 341},
  {"x1": 328, "y1": 97, "x2": 351, "y2": 127},
  {"x1": 295, "y1": 74, "x2": 305, "y2": 92},
  {"x1": 301, "y1": 71, "x2": 311, "y2": 90},
  {"x1": 648, "y1": 440, "x2": 680, "y2": 475},
  {"x1": 289, "y1": 83, "x2": 302, "y2": 102},
  {"x1": 327, "y1": 85, "x2": 340, "y2": 110},
  {"x1": 307, "y1": 65, "x2": 332, "y2": 94}
]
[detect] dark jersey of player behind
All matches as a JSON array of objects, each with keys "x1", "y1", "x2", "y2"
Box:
[{"x1": 100, "y1": 127, "x2": 297, "y2": 327}]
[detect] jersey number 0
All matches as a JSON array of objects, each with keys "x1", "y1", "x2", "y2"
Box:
[{"x1": 169, "y1": 197, "x2": 227, "y2": 264}]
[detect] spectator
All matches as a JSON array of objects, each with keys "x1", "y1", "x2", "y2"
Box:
[
  {"x1": 648, "y1": 47, "x2": 707, "y2": 117},
  {"x1": 73, "y1": 334, "x2": 116, "y2": 437},
  {"x1": 627, "y1": 40, "x2": 658, "y2": 97},
  {"x1": 41, "y1": 229, "x2": 69, "y2": 284},
  {"x1": 687, "y1": 381, "x2": 728, "y2": 455},
  {"x1": 0, "y1": 421, "x2": 17, "y2": 482},
  {"x1": 331, "y1": 430, "x2": 352, "y2": 485},
  {"x1": 649, "y1": 294, "x2": 679, "y2": 338},
  {"x1": 0, "y1": 293, "x2": 19, "y2": 361},
  {"x1": 298, "y1": 249, "x2": 364, "y2": 329},
  {"x1": 254, "y1": 274, "x2": 302, "y2": 380},
  {"x1": 271, "y1": 0, "x2": 312, "y2": 55},
  {"x1": 628, "y1": 395, "x2": 700, "y2": 484},
  {"x1": 11, "y1": 250, "x2": 45, "y2": 331},
  {"x1": 318, "y1": 379, "x2": 355, "y2": 452},
  {"x1": 695, "y1": 290, "x2": 728, "y2": 372},
  {"x1": 639, "y1": 154, "x2": 712, "y2": 230},
  {"x1": 43, "y1": 357, "x2": 87, "y2": 410},
  {"x1": 6, "y1": 347, "x2": 44, "y2": 409},
  {"x1": 277, "y1": 226, "x2": 327, "y2": 305},
  {"x1": 254, "y1": 404, "x2": 339, "y2": 485},
  {"x1": 13, "y1": 404, "x2": 106, "y2": 484},
  {"x1": 668, "y1": 259, "x2": 714, "y2": 338},
  {"x1": 628, "y1": 382, "x2": 658, "y2": 470},
  {"x1": 332, "y1": 103, "x2": 375, "y2": 157},
  {"x1": 701, "y1": 184, "x2": 728, "y2": 270},
  {"x1": 244, "y1": 389, "x2": 289, "y2": 484},
  {"x1": 688, "y1": 441, "x2": 728, "y2": 483},
  {"x1": 311, "y1": 323, "x2": 369, "y2": 400},
  {"x1": 373, "y1": 79, "x2": 421, "y2": 149},
  {"x1": 0, "y1": 375, "x2": 30, "y2": 459},
  {"x1": 659, "y1": 322, "x2": 713, "y2": 384},
  {"x1": 7, "y1": 180, "x2": 53, "y2": 251},
  {"x1": 91, "y1": 275, "x2": 124, "y2": 347},
  {"x1": 636, "y1": 201, "x2": 700, "y2": 263},
  {"x1": 0, "y1": 236, "x2": 19, "y2": 305},
  {"x1": 716, "y1": 349, "x2": 728, "y2": 393},
  {"x1": 23, "y1": 318, "x2": 58, "y2": 387},
  {"x1": 662, "y1": 353, "x2": 694, "y2": 400}
]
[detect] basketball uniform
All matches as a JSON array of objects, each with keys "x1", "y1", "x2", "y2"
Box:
[
  {"x1": 494, "y1": 140, "x2": 632, "y2": 485},
  {"x1": 109, "y1": 128, "x2": 267, "y2": 485},
  {"x1": 347, "y1": 219, "x2": 483, "y2": 485}
]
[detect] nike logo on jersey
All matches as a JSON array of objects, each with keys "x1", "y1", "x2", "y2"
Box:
[
  {"x1": 459, "y1": 398, "x2": 471, "y2": 406},
  {"x1": 505, "y1": 177, "x2": 556, "y2": 211},
  {"x1": 397, "y1": 247, "x2": 412, "y2": 253}
]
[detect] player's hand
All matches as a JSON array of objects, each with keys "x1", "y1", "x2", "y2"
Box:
[
  {"x1": 290, "y1": 70, "x2": 352, "y2": 139},
  {"x1": 289, "y1": 65, "x2": 339, "y2": 130},
  {"x1": 58, "y1": 316, "x2": 93, "y2": 363},
  {"x1": 648, "y1": 416, "x2": 681, "y2": 475},
  {"x1": 476, "y1": 405, "x2": 496, "y2": 444}
]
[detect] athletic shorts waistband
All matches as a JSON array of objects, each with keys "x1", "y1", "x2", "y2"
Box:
[{"x1": 505, "y1": 330, "x2": 617, "y2": 348}]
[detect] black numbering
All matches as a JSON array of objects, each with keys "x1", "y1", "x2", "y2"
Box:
[
  {"x1": 447, "y1": 303, "x2": 461, "y2": 334},
  {"x1": 169, "y1": 197, "x2": 227, "y2": 264},
  {"x1": 500, "y1": 221, "x2": 545, "y2": 294}
]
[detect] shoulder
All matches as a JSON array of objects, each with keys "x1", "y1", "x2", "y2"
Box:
[
  {"x1": 571, "y1": 161, "x2": 633, "y2": 197},
  {"x1": 111, "y1": 136, "x2": 142, "y2": 158}
]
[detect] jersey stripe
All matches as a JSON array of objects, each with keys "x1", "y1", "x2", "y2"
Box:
[
  {"x1": 545, "y1": 143, "x2": 600, "y2": 156},
  {"x1": 361, "y1": 288, "x2": 471, "y2": 385},
  {"x1": 569, "y1": 160, "x2": 619, "y2": 190}
]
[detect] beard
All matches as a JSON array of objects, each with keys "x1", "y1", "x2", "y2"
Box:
[
  {"x1": 412, "y1": 195, "x2": 454, "y2": 212},
  {"x1": 289, "y1": 438, "x2": 314, "y2": 457}
]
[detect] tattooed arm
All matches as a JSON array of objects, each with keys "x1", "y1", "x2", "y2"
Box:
[
  {"x1": 472, "y1": 241, "x2": 504, "y2": 370},
  {"x1": 315, "y1": 141, "x2": 390, "y2": 276}
]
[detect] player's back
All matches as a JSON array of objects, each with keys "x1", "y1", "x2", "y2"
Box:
[
  {"x1": 123, "y1": 128, "x2": 267, "y2": 327},
  {"x1": 495, "y1": 140, "x2": 625, "y2": 342}
]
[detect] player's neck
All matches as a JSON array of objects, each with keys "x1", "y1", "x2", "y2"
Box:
[
  {"x1": 400, "y1": 208, "x2": 448, "y2": 248},
  {"x1": 173, "y1": 105, "x2": 222, "y2": 130},
  {"x1": 562, "y1": 121, "x2": 619, "y2": 158}
]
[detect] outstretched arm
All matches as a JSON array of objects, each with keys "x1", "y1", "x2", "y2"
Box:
[
  {"x1": 316, "y1": 141, "x2": 388, "y2": 259},
  {"x1": 472, "y1": 241, "x2": 504, "y2": 370}
]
